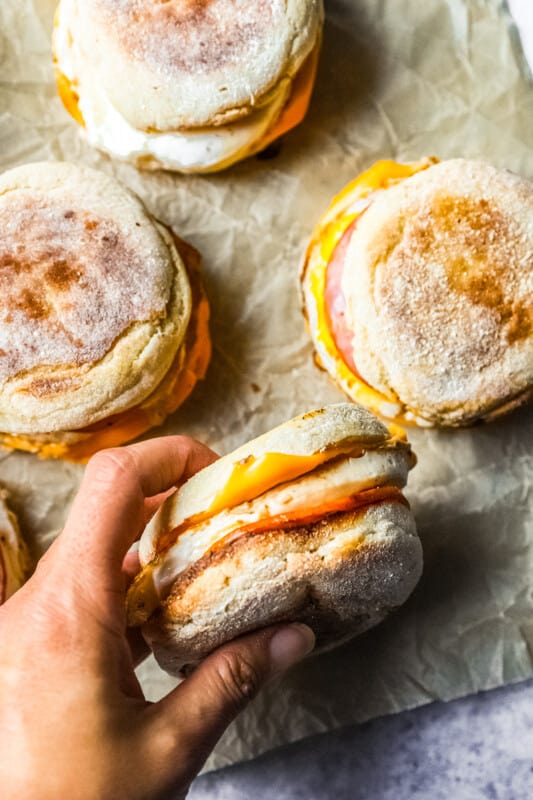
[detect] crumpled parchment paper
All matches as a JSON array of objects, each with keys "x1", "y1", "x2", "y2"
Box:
[{"x1": 1, "y1": 0, "x2": 532, "y2": 773}]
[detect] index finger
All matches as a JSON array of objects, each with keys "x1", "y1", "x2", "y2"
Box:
[{"x1": 55, "y1": 435, "x2": 217, "y2": 591}]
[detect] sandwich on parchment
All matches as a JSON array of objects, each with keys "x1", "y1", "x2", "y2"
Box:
[
  {"x1": 301, "y1": 158, "x2": 533, "y2": 427},
  {"x1": 127, "y1": 404, "x2": 422, "y2": 676},
  {"x1": 0, "y1": 161, "x2": 210, "y2": 461},
  {"x1": 53, "y1": 0, "x2": 324, "y2": 173},
  {"x1": 0, "y1": 491, "x2": 31, "y2": 605}
]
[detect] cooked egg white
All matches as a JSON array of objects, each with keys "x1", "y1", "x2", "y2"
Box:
[{"x1": 152, "y1": 447, "x2": 410, "y2": 598}]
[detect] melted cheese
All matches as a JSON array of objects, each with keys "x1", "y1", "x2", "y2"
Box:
[
  {"x1": 153, "y1": 442, "x2": 371, "y2": 556},
  {"x1": 55, "y1": 65, "x2": 84, "y2": 127},
  {"x1": 259, "y1": 41, "x2": 320, "y2": 149},
  {"x1": 204, "y1": 446, "x2": 358, "y2": 520},
  {"x1": 303, "y1": 158, "x2": 438, "y2": 426}
]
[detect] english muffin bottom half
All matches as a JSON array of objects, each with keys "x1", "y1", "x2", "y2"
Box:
[
  {"x1": 0, "y1": 161, "x2": 211, "y2": 461},
  {"x1": 53, "y1": 0, "x2": 324, "y2": 173},
  {"x1": 127, "y1": 404, "x2": 422, "y2": 676},
  {"x1": 301, "y1": 158, "x2": 533, "y2": 427}
]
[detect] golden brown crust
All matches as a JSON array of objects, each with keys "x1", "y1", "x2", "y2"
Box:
[
  {"x1": 57, "y1": 0, "x2": 323, "y2": 131},
  {"x1": 338, "y1": 159, "x2": 533, "y2": 426},
  {"x1": 0, "y1": 161, "x2": 193, "y2": 435},
  {"x1": 0, "y1": 200, "x2": 146, "y2": 382},
  {"x1": 143, "y1": 501, "x2": 421, "y2": 675}
]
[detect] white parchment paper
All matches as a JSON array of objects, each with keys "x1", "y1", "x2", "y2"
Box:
[{"x1": 1, "y1": 0, "x2": 532, "y2": 772}]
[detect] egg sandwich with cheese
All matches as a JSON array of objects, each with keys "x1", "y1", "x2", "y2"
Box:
[
  {"x1": 0, "y1": 161, "x2": 210, "y2": 460},
  {"x1": 53, "y1": 0, "x2": 324, "y2": 173},
  {"x1": 301, "y1": 158, "x2": 533, "y2": 427},
  {"x1": 127, "y1": 403, "x2": 422, "y2": 676}
]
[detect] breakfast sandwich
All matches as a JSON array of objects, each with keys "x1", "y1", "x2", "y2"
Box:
[
  {"x1": 301, "y1": 158, "x2": 533, "y2": 427},
  {"x1": 127, "y1": 404, "x2": 422, "y2": 676},
  {"x1": 53, "y1": 0, "x2": 324, "y2": 173},
  {"x1": 0, "y1": 161, "x2": 210, "y2": 460}
]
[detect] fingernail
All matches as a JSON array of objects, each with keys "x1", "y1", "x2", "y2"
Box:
[{"x1": 269, "y1": 624, "x2": 316, "y2": 673}]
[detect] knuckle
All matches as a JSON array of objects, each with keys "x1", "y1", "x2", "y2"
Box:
[
  {"x1": 172, "y1": 434, "x2": 193, "y2": 448},
  {"x1": 173, "y1": 434, "x2": 213, "y2": 458},
  {"x1": 213, "y1": 650, "x2": 264, "y2": 710},
  {"x1": 172, "y1": 434, "x2": 203, "y2": 462},
  {"x1": 86, "y1": 448, "x2": 139, "y2": 487}
]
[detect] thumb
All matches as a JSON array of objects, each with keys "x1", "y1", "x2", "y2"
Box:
[{"x1": 151, "y1": 624, "x2": 315, "y2": 778}]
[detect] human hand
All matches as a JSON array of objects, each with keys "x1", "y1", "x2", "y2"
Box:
[{"x1": 0, "y1": 437, "x2": 315, "y2": 800}]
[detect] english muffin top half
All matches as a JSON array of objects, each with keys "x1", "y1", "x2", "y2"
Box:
[
  {"x1": 302, "y1": 158, "x2": 533, "y2": 427},
  {"x1": 345, "y1": 160, "x2": 533, "y2": 424},
  {"x1": 58, "y1": 0, "x2": 323, "y2": 130}
]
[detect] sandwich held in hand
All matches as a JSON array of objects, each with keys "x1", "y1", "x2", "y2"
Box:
[
  {"x1": 301, "y1": 158, "x2": 533, "y2": 427},
  {"x1": 0, "y1": 161, "x2": 210, "y2": 461},
  {"x1": 53, "y1": 0, "x2": 324, "y2": 173},
  {"x1": 127, "y1": 404, "x2": 422, "y2": 676},
  {"x1": 0, "y1": 491, "x2": 30, "y2": 605}
]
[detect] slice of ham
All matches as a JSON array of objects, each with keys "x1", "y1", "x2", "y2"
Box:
[
  {"x1": 324, "y1": 219, "x2": 360, "y2": 374},
  {"x1": 208, "y1": 485, "x2": 408, "y2": 554}
]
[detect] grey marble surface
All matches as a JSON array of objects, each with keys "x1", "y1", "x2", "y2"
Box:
[{"x1": 190, "y1": 678, "x2": 533, "y2": 800}]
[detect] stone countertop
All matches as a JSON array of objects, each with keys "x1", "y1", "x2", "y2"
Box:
[
  {"x1": 191, "y1": 678, "x2": 533, "y2": 799},
  {"x1": 189, "y1": 7, "x2": 533, "y2": 799}
]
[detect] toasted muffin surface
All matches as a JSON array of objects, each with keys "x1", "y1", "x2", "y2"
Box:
[
  {"x1": 344, "y1": 159, "x2": 533, "y2": 424},
  {"x1": 0, "y1": 161, "x2": 192, "y2": 434},
  {"x1": 144, "y1": 501, "x2": 421, "y2": 675},
  {"x1": 55, "y1": 0, "x2": 323, "y2": 131},
  {"x1": 0, "y1": 232, "x2": 211, "y2": 460},
  {"x1": 302, "y1": 158, "x2": 533, "y2": 427}
]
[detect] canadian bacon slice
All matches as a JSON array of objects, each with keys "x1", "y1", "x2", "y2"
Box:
[
  {"x1": 208, "y1": 485, "x2": 408, "y2": 554},
  {"x1": 324, "y1": 219, "x2": 359, "y2": 374}
]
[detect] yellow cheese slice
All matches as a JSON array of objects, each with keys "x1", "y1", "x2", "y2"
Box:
[{"x1": 302, "y1": 157, "x2": 438, "y2": 425}]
